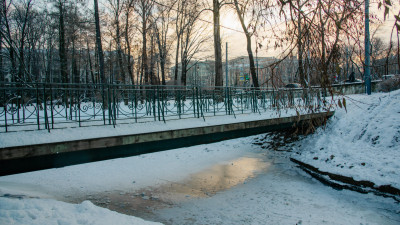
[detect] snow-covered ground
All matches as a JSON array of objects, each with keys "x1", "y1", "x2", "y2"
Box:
[
  {"x1": 0, "y1": 197, "x2": 162, "y2": 225},
  {"x1": 0, "y1": 90, "x2": 399, "y2": 224},
  {"x1": 292, "y1": 89, "x2": 400, "y2": 189}
]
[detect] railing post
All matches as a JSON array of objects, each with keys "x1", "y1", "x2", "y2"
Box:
[
  {"x1": 22, "y1": 87, "x2": 26, "y2": 122},
  {"x1": 43, "y1": 84, "x2": 49, "y2": 132},
  {"x1": 177, "y1": 90, "x2": 181, "y2": 119},
  {"x1": 192, "y1": 87, "x2": 196, "y2": 118},
  {"x1": 224, "y1": 87, "x2": 228, "y2": 115},
  {"x1": 78, "y1": 85, "x2": 81, "y2": 127},
  {"x1": 160, "y1": 87, "x2": 165, "y2": 123},
  {"x1": 50, "y1": 85, "x2": 54, "y2": 129},
  {"x1": 4, "y1": 103, "x2": 7, "y2": 132},
  {"x1": 108, "y1": 84, "x2": 112, "y2": 125},
  {"x1": 36, "y1": 84, "x2": 40, "y2": 130},
  {"x1": 134, "y1": 89, "x2": 138, "y2": 123},
  {"x1": 213, "y1": 90, "x2": 216, "y2": 116},
  {"x1": 153, "y1": 88, "x2": 156, "y2": 121},
  {"x1": 113, "y1": 84, "x2": 116, "y2": 126},
  {"x1": 17, "y1": 87, "x2": 20, "y2": 123},
  {"x1": 241, "y1": 91, "x2": 243, "y2": 114},
  {"x1": 157, "y1": 86, "x2": 161, "y2": 121},
  {"x1": 69, "y1": 86, "x2": 73, "y2": 120},
  {"x1": 101, "y1": 84, "x2": 106, "y2": 125},
  {"x1": 196, "y1": 87, "x2": 200, "y2": 118},
  {"x1": 199, "y1": 87, "x2": 204, "y2": 120}
]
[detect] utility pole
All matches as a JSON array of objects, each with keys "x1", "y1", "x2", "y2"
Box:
[
  {"x1": 256, "y1": 46, "x2": 259, "y2": 85},
  {"x1": 226, "y1": 42, "x2": 228, "y2": 87},
  {"x1": 365, "y1": 0, "x2": 371, "y2": 95}
]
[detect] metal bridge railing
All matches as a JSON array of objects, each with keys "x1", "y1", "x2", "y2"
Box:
[{"x1": 0, "y1": 83, "x2": 326, "y2": 133}]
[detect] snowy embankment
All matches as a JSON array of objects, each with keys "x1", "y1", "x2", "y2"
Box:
[
  {"x1": 0, "y1": 197, "x2": 161, "y2": 225},
  {"x1": 292, "y1": 89, "x2": 400, "y2": 191}
]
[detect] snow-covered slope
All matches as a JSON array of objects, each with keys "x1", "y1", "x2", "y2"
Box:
[
  {"x1": 293, "y1": 90, "x2": 400, "y2": 188},
  {"x1": 0, "y1": 197, "x2": 162, "y2": 225}
]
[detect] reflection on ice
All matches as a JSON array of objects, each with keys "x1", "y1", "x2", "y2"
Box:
[
  {"x1": 85, "y1": 157, "x2": 269, "y2": 218},
  {"x1": 165, "y1": 157, "x2": 270, "y2": 199}
]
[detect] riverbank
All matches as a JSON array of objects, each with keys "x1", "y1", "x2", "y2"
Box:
[
  {"x1": 290, "y1": 89, "x2": 400, "y2": 197},
  {"x1": 2, "y1": 133, "x2": 399, "y2": 225}
]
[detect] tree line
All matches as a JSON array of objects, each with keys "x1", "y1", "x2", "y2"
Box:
[{"x1": 0, "y1": 0, "x2": 398, "y2": 88}]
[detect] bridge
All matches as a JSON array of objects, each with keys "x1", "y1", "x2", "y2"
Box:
[{"x1": 0, "y1": 82, "x2": 341, "y2": 175}]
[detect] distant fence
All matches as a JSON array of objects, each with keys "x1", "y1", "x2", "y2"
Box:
[
  {"x1": 0, "y1": 83, "x2": 333, "y2": 133},
  {"x1": 331, "y1": 81, "x2": 381, "y2": 95}
]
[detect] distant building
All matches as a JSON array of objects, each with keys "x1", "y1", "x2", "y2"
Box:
[
  {"x1": 226, "y1": 56, "x2": 298, "y2": 88},
  {"x1": 169, "y1": 60, "x2": 215, "y2": 87},
  {"x1": 169, "y1": 56, "x2": 300, "y2": 88}
]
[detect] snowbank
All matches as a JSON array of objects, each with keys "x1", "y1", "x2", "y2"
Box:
[
  {"x1": 0, "y1": 197, "x2": 162, "y2": 225},
  {"x1": 292, "y1": 90, "x2": 400, "y2": 189}
]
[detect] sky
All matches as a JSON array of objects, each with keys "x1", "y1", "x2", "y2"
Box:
[{"x1": 213, "y1": 1, "x2": 399, "y2": 60}]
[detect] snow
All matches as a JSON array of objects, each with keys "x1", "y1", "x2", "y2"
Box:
[
  {"x1": 0, "y1": 138, "x2": 256, "y2": 197},
  {"x1": 292, "y1": 89, "x2": 400, "y2": 189},
  {"x1": 0, "y1": 197, "x2": 161, "y2": 225},
  {"x1": 0, "y1": 90, "x2": 400, "y2": 224},
  {"x1": 154, "y1": 158, "x2": 398, "y2": 225},
  {"x1": 1, "y1": 134, "x2": 399, "y2": 224}
]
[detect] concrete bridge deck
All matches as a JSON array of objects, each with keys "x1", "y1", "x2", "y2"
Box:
[{"x1": 0, "y1": 111, "x2": 334, "y2": 176}]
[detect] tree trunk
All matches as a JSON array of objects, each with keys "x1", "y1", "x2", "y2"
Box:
[
  {"x1": 181, "y1": 59, "x2": 187, "y2": 86},
  {"x1": 174, "y1": 34, "x2": 180, "y2": 85},
  {"x1": 142, "y1": 32, "x2": 148, "y2": 85},
  {"x1": 94, "y1": 0, "x2": 106, "y2": 84},
  {"x1": 297, "y1": 0, "x2": 305, "y2": 87},
  {"x1": 2, "y1": 0, "x2": 17, "y2": 82},
  {"x1": 141, "y1": 12, "x2": 149, "y2": 85},
  {"x1": 150, "y1": 33, "x2": 155, "y2": 85},
  {"x1": 59, "y1": 1, "x2": 68, "y2": 84},
  {"x1": 115, "y1": 1, "x2": 126, "y2": 84},
  {"x1": 156, "y1": 28, "x2": 166, "y2": 85},
  {"x1": 213, "y1": 0, "x2": 223, "y2": 88},
  {"x1": 86, "y1": 39, "x2": 95, "y2": 84},
  {"x1": 233, "y1": 0, "x2": 259, "y2": 88},
  {"x1": 319, "y1": 5, "x2": 328, "y2": 88},
  {"x1": 124, "y1": 9, "x2": 134, "y2": 84},
  {"x1": 245, "y1": 35, "x2": 259, "y2": 88}
]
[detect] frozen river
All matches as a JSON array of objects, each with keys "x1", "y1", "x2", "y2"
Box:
[
  {"x1": 1, "y1": 134, "x2": 399, "y2": 224},
  {"x1": 72, "y1": 145, "x2": 400, "y2": 224}
]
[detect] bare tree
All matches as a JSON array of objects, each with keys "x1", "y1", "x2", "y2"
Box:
[
  {"x1": 232, "y1": 0, "x2": 261, "y2": 88},
  {"x1": 55, "y1": 0, "x2": 68, "y2": 83},
  {"x1": 107, "y1": 0, "x2": 127, "y2": 84},
  {"x1": 135, "y1": 0, "x2": 153, "y2": 85},
  {"x1": 212, "y1": 0, "x2": 223, "y2": 87},
  {"x1": 153, "y1": 0, "x2": 175, "y2": 85},
  {"x1": 1, "y1": 0, "x2": 17, "y2": 82},
  {"x1": 173, "y1": 0, "x2": 185, "y2": 84},
  {"x1": 94, "y1": 0, "x2": 105, "y2": 84},
  {"x1": 179, "y1": 3, "x2": 208, "y2": 86},
  {"x1": 266, "y1": 0, "x2": 364, "y2": 87},
  {"x1": 123, "y1": 0, "x2": 135, "y2": 84}
]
